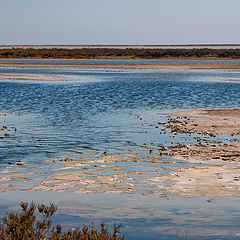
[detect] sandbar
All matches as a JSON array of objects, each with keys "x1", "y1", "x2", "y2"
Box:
[
  {"x1": 0, "y1": 59, "x2": 240, "y2": 71},
  {"x1": 0, "y1": 73, "x2": 67, "y2": 82}
]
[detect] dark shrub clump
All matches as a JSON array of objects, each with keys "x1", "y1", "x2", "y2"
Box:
[{"x1": 0, "y1": 202, "x2": 124, "y2": 240}]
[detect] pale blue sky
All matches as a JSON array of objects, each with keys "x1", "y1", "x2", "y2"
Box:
[{"x1": 0, "y1": 0, "x2": 239, "y2": 45}]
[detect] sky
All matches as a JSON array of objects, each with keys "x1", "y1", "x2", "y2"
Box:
[{"x1": 0, "y1": 0, "x2": 239, "y2": 45}]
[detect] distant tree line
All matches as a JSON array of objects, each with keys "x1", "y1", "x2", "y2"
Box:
[{"x1": 0, "y1": 48, "x2": 240, "y2": 59}]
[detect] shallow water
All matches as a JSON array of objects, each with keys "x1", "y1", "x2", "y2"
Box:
[
  {"x1": 0, "y1": 68, "x2": 239, "y2": 163},
  {"x1": 0, "y1": 66, "x2": 240, "y2": 239}
]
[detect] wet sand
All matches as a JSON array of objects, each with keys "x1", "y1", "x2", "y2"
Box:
[
  {"x1": 0, "y1": 152, "x2": 167, "y2": 195},
  {"x1": 146, "y1": 164, "x2": 240, "y2": 196}
]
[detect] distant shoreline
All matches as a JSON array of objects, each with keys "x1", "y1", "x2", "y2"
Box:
[
  {"x1": 0, "y1": 58, "x2": 240, "y2": 71},
  {"x1": 1, "y1": 56, "x2": 240, "y2": 61},
  {"x1": 1, "y1": 44, "x2": 240, "y2": 50}
]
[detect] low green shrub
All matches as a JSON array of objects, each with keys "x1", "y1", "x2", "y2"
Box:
[{"x1": 0, "y1": 202, "x2": 124, "y2": 240}]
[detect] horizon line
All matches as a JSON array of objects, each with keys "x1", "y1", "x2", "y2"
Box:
[{"x1": 1, "y1": 44, "x2": 240, "y2": 47}]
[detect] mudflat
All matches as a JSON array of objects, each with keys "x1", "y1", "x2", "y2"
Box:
[{"x1": 155, "y1": 108, "x2": 240, "y2": 196}]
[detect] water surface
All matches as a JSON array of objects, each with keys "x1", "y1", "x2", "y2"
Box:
[{"x1": 0, "y1": 66, "x2": 240, "y2": 239}]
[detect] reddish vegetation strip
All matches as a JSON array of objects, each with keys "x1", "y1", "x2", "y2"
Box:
[{"x1": 0, "y1": 48, "x2": 240, "y2": 59}]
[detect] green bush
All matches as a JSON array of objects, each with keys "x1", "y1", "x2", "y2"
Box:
[{"x1": 0, "y1": 202, "x2": 124, "y2": 240}]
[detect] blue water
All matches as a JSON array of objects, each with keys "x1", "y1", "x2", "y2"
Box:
[
  {"x1": 0, "y1": 66, "x2": 240, "y2": 239},
  {"x1": 0, "y1": 68, "x2": 239, "y2": 164}
]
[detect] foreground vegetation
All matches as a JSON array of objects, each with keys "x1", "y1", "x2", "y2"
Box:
[
  {"x1": 0, "y1": 202, "x2": 124, "y2": 240},
  {"x1": 0, "y1": 48, "x2": 240, "y2": 59}
]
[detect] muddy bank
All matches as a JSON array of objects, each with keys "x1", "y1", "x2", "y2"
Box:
[{"x1": 165, "y1": 144, "x2": 240, "y2": 163}]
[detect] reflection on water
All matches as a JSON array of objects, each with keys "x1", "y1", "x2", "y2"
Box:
[
  {"x1": 0, "y1": 66, "x2": 240, "y2": 239},
  {"x1": 0, "y1": 191, "x2": 240, "y2": 240}
]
